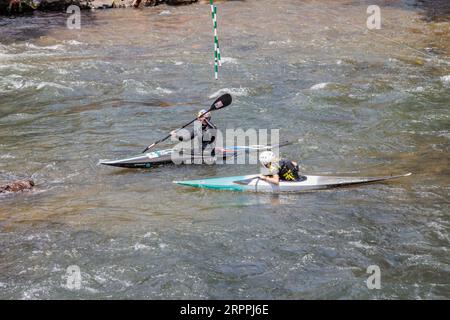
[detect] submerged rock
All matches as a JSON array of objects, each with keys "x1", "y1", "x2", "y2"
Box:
[
  {"x1": 0, "y1": 0, "x2": 198, "y2": 14},
  {"x1": 0, "y1": 0, "x2": 91, "y2": 14},
  {"x1": 0, "y1": 179, "x2": 35, "y2": 193}
]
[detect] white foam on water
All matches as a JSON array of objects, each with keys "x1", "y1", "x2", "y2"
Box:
[
  {"x1": 0, "y1": 75, "x2": 28, "y2": 91},
  {"x1": 65, "y1": 40, "x2": 83, "y2": 46},
  {"x1": 93, "y1": 275, "x2": 108, "y2": 284},
  {"x1": 21, "y1": 287, "x2": 42, "y2": 300},
  {"x1": 123, "y1": 79, "x2": 151, "y2": 95},
  {"x1": 0, "y1": 49, "x2": 49, "y2": 61},
  {"x1": 0, "y1": 63, "x2": 34, "y2": 72},
  {"x1": 348, "y1": 240, "x2": 373, "y2": 250},
  {"x1": 0, "y1": 52, "x2": 14, "y2": 61},
  {"x1": 160, "y1": 10, "x2": 171, "y2": 15},
  {"x1": 209, "y1": 87, "x2": 249, "y2": 99},
  {"x1": 122, "y1": 79, "x2": 135, "y2": 86},
  {"x1": 0, "y1": 154, "x2": 15, "y2": 159},
  {"x1": 84, "y1": 287, "x2": 99, "y2": 294},
  {"x1": 134, "y1": 243, "x2": 151, "y2": 250},
  {"x1": 404, "y1": 254, "x2": 436, "y2": 267},
  {"x1": 268, "y1": 39, "x2": 292, "y2": 46},
  {"x1": 25, "y1": 43, "x2": 65, "y2": 51},
  {"x1": 410, "y1": 86, "x2": 425, "y2": 92},
  {"x1": 0, "y1": 75, "x2": 72, "y2": 93},
  {"x1": 55, "y1": 68, "x2": 69, "y2": 75},
  {"x1": 174, "y1": 61, "x2": 184, "y2": 66},
  {"x1": 436, "y1": 131, "x2": 450, "y2": 139},
  {"x1": 220, "y1": 57, "x2": 238, "y2": 64},
  {"x1": 440, "y1": 74, "x2": 450, "y2": 85},
  {"x1": 334, "y1": 228, "x2": 361, "y2": 235},
  {"x1": 310, "y1": 82, "x2": 329, "y2": 90},
  {"x1": 144, "y1": 232, "x2": 157, "y2": 238},
  {"x1": 36, "y1": 82, "x2": 73, "y2": 91},
  {"x1": 427, "y1": 221, "x2": 449, "y2": 241},
  {"x1": 156, "y1": 87, "x2": 173, "y2": 94},
  {"x1": 301, "y1": 253, "x2": 314, "y2": 263},
  {"x1": 0, "y1": 113, "x2": 34, "y2": 123}
]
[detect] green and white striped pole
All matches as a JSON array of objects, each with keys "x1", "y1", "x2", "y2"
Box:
[
  {"x1": 214, "y1": 6, "x2": 222, "y2": 67},
  {"x1": 210, "y1": 0, "x2": 221, "y2": 79}
]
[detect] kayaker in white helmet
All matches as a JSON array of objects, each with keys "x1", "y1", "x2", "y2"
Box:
[
  {"x1": 258, "y1": 151, "x2": 301, "y2": 185},
  {"x1": 170, "y1": 109, "x2": 217, "y2": 155}
]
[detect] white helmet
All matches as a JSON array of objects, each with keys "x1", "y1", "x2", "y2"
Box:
[{"x1": 259, "y1": 151, "x2": 276, "y2": 166}]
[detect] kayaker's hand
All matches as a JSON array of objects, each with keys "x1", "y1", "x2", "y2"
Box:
[
  {"x1": 170, "y1": 130, "x2": 177, "y2": 138},
  {"x1": 258, "y1": 174, "x2": 266, "y2": 181}
]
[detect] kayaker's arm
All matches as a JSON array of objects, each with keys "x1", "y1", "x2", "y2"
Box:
[
  {"x1": 205, "y1": 119, "x2": 217, "y2": 129},
  {"x1": 259, "y1": 174, "x2": 280, "y2": 185},
  {"x1": 171, "y1": 121, "x2": 215, "y2": 142},
  {"x1": 171, "y1": 127, "x2": 196, "y2": 142}
]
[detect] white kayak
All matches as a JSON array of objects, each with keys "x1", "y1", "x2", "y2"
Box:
[
  {"x1": 99, "y1": 142, "x2": 293, "y2": 168},
  {"x1": 174, "y1": 173, "x2": 412, "y2": 193}
]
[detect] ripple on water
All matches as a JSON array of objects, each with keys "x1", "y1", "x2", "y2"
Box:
[
  {"x1": 220, "y1": 57, "x2": 238, "y2": 64},
  {"x1": 440, "y1": 74, "x2": 450, "y2": 85},
  {"x1": 0, "y1": 75, "x2": 74, "y2": 95},
  {"x1": 24, "y1": 43, "x2": 65, "y2": 51},
  {"x1": 0, "y1": 63, "x2": 35, "y2": 72},
  {"x1": 310, "y1": 82, "x2": 330, "y2": 90},
  {"x1": 209, "y1": 87, "x2": 250, "y2": 99}
]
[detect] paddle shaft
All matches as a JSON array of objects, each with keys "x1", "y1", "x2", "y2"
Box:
[{"x1": 145, "y1": 117, "x2": 199, "y2": 151}]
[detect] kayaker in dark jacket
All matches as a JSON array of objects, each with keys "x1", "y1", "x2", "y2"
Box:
[
  {"x1": 170, "y1": 109, "x2": 217, "y2": 156},
  {"x1": 258, "y1": 151, "x2": 301, "y2": 185}
]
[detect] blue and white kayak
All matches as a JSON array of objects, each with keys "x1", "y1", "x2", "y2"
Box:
[
  {"x1": 99, "y1": 144, "x2": 286, "y2": 168},
  {"x1": 174, "y1": 173, "x2": 412, "y2": 193}
]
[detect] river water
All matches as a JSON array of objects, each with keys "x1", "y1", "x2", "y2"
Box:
[{"x1": 0, "y1": 0, "x2": 449, "y2": 299}]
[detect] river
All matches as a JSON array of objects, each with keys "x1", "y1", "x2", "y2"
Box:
[{"x1": 0, "y1": 0, "x2": 449, "y2": 299}]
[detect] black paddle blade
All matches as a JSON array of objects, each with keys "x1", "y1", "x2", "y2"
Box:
[
  {"x1": 233, "y1": 177, "x2": 260, "y2": 185},
  {"x1": 211, "y1": 93, "x2": 232, "y2": 111}
]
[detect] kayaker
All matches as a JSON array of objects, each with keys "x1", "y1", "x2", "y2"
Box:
[
  {"x1": 170, "y1": 109, "x2": 217, "y2": 156},
  {"x1": 258, "y1": 151, "x2": 301, "y2": 185}
]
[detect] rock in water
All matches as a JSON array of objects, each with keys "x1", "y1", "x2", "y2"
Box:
[{"x1": 0, "y1": 180, "x2": 35, "y2": 193}]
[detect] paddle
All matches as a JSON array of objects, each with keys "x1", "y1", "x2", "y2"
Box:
[
  {"x1": 266, "y1": 140, "x2": 297, "y2": 150},
  {"x1": 142, "y1": 93, "x2": 232, "y2": 153},
  {"x1": 223, "y1": 140, "x2": 297, "y2": 159},
  {"x1": 234, "y1": 176, "x2": 260, "y2": 185}
]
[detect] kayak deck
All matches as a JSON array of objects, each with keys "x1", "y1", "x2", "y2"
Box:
[{"x1": 174, "y1": 173, "x2": 412, "y2": 193}]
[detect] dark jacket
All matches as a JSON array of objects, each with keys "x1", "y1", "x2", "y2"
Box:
[{"x1": 174, "y1": 120, "x2": 217, "y2": 154}]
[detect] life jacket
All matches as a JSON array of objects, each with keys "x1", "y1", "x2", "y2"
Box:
[{"x1": 268, "y1": 159, "x2": 300, "y2": 181}]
